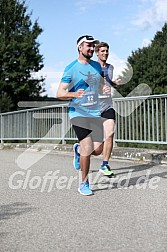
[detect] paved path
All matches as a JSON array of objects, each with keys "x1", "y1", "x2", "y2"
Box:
[{"x1": 0, "y1": 149, "x2": 167, "y2": 252}]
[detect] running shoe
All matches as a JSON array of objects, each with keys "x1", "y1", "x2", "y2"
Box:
[
  {"x1": 73, "y1": 143, "x2": 80, "y2": 170},
  {"x1": 78, "y1": 181, "x2": 93, "y2": 196},
  {"x1": 99, "y1": 164, "x2": 115, "y2": 177}
]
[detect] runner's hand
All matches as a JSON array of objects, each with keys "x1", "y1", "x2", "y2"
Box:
[
  {"x1": 103, "y1": 84, "x2": 111, "y2": 95},
  {"x1": 77, "y1": 89, "x2": 85, "y2": 98},
  {"x1": 114, "y1": 78, "x2": 122, "y2": 85}
]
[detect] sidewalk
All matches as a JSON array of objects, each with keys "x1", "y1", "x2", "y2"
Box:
[{"x1": 1, "y1": 143, "x2": 167, "y2": 164}]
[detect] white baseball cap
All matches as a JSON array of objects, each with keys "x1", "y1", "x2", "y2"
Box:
[{"x1": 77, "y1": 35, "x2": 99, "y2": 47}]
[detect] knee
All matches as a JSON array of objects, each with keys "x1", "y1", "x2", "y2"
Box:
[
  {"x1": 80, "y1": 145, "x2": 93, "y2": 156},
  {"x1": 106, "y1": 132, "x2": 114, "y2": 140},
  {"x1": 93, "y1": 144, "x2": 103, "y2": 156}
]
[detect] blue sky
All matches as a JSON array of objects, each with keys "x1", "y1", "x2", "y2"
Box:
[{"x1": 27, "y1": 0, "x2": 167, "y2": 97}]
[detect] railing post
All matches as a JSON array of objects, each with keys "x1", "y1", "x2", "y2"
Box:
[
  {"x1": 61, "y1": 106, "x2": 66, "y2": 144},
  {"x1": 0, "y1": 114, "x2": 3, "y2": 144},
  {"x1": 26, "y1": 110, "x2": 30, "y2": 143}
]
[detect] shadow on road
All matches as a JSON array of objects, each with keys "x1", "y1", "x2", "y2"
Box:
[
  {"x1": 0, "y1": 202, "x2": 35, "y2": 238},
  {"x1": 91, "y1": 162, "x2": 167, "y2": 192},
  {"x1": 0, "y1": 202, "x2": 34, "y2": 222},
  {"x1": 111, "y1": 162, "x2": 158, "y2": 173}
]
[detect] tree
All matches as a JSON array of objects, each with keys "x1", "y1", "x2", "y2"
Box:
[
  {"x1": 118, "y1": 22, "x2": 167, "y2": 96},
  {"x1": 0, "y1": 0, "x2": 45, "y2": 112}
]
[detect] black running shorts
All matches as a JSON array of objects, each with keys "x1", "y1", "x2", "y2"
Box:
[
  {"x1": 101, "y1": 108, "x2": 116, "y2": 120},
  {"x1": 71, "y1": 117, "x2": 104, "y2": 142}
]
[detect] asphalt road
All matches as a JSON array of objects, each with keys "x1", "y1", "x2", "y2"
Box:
[{"x1": 0, "y1": 149, "x2": 167, "y2": 252}]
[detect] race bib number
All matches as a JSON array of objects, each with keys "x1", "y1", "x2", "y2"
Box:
[{"x1": 81, "y1": 91, "x2": 98, "y2": 106}]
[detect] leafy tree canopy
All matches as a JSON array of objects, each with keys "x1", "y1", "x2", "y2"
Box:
[
  {"x1": 0, "y1": 0, "x2": 45, "y2": 112},
  {"x1": 118, "y1": 22, "x2": 167, "y2": 96}
]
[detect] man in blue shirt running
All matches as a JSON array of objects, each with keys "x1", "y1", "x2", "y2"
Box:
[{"x1": 57, "y1": 35, "x2": 104, "y2": 196}]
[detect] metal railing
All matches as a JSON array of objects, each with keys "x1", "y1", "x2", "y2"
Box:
[
  {"x1": 0, "y1": 94, "x2": 167, "y2": 145},
  {"x1": 114, "y1": 94, "x2": 167, "y2": 145}
]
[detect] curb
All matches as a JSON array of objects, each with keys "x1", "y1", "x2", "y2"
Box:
[{"x1": 0, "y1": 143, "x2": 167, "y2": 164}]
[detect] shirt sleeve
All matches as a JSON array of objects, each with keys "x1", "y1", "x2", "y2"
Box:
[{"x1": 61, "y1": 69, "x2": 72, "y2": 84}]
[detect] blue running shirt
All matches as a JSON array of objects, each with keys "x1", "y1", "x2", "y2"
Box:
[{"x1": 61, "y1": 59, "x2": 102, "y2": 119}]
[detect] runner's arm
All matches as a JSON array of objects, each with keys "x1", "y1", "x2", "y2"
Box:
[{"x1": 56, "y1": 82, "x2": 84, "y2": 100}]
